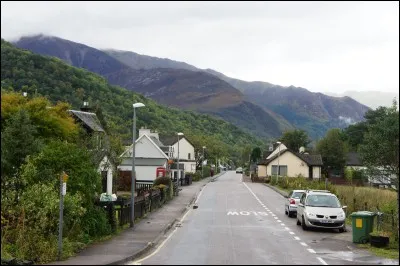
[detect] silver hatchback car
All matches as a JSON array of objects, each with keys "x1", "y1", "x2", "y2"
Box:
[
  {"x1": 296, "y1": 190, "x2": 347, "y2": 233},
  {"x1": 284, "y1": 190, "x2": 305, "y2": 217}
]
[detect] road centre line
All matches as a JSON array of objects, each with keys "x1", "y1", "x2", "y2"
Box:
[
  {"x1": 243, "y1": 181, "x2": 326, "y2": 265},
  {"x1": 317, "y1": 257, "x2": 328, "y2": 265}
]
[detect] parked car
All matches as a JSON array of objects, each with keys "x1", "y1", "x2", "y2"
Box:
[
  {"x1": 236, "y1": 167, "x2": 243, "y2": 174},
  {"x1": 296, "y1": 190, "x2": 347, "y2": 233},
  {"x1": 284, "y1": 190, "x2": 305, "y2": 217}
]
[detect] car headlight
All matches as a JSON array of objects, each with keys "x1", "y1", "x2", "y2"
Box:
[
  {"x1": 306, "y1": 212, "x2": 315, "y2": 217},
  {"x1": 338, "y1": 212, "x2": 345, "y2": 219}
]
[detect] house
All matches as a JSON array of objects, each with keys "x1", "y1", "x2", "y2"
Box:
[
  {"x1": 257, "y1": 145, "x2": 323, "y2": 179},
  {"x1": 344, "y1": 152, "x2": 395, "y2": 188},
  {"x1": 118, "y1": 131, "x2": 169, "y2": 183},
  {"x1": 69, "y1": 104, "x2": 114, "y2": 195},
  {"x1": 159, "y1": 134, "x2": 197, "y2": 175}
]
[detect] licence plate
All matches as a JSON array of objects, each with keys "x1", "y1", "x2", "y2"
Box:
[{"x1": 321, "y1": 220, "x2": 334, "y2": 223}]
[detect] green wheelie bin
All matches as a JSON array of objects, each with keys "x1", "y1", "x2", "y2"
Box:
[{"x1": 350, "y1": 211, "x2": 376, "y2": 244}]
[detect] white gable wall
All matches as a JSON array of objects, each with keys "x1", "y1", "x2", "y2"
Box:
[
  {"x1": 98, "y1": 155, "x2": 113, "y2": 195},
  {"x1": 266, "y1": 151, "x2": 309, "y2": 177},
  {"x1": 172, "y1": 138, "x2": 195, "y2": 161},
  {"x1": 267, "y1": 143, "x2": 288, "y2": 159}
]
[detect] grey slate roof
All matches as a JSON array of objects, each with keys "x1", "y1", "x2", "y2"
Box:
[
  {"x1": 150, "y1": 136, "x2": 165, "y2": 147},
  {"x1": 159, "y1": 135, "x2": 178, "y2": 146},
  {"x1": 346, "y1": 152, "x2": 363, "y2": 166},
  {"x1": 69, "y1": 110, "x2": 105, "y2": 132},
  {"x1": 258, "y1": 149, "x2": 323, "y2": 166}
]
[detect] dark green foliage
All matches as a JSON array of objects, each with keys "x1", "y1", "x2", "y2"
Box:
[
  {"x1": 250, "y1": 147, "x2": 262, "y2": 163},
  {"x1": 21, "y1": 140, "x2": 102, "y2": 207},
  {"x1": 153, "y1": 177, "x2": 172, "y2": 187},
  {"x1": 316, "y1": 128, "x2": 348, "y2": 176},
  {"x1": 1, "y1": 109, "x2": 41, "y2": 177},
  {"x1": 279, "y1": 129, "x2": 311, "y2": 151}
]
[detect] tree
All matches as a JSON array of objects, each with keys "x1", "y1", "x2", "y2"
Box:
[
  {"x1": 359, "y1": 100, "x2": 399, "y2": 236},
  {"x1": 316, "y1": 128, "x2": 348, "y2": 177},
  {"x1": 250, "y1": 147, "x2": 262, "y2": 163},
  {"x1": 279, "y1": 129, "x2": 311, "y2": 152},
  {"x1": 342, "y1": 122, "x2": 368, "y2": 151},
  {"x1": 1, "y1": 109, "x2": 42, "y2": 201}
]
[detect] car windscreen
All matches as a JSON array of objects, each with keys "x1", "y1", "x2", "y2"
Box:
[
  {"x1": 305, "y1": 194, "x2": 341, "y2": 208},
  {"x1": 292, "y1": 192, "x2": 304, "y2": 199}
]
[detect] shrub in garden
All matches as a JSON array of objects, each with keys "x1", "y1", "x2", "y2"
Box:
[{"x1": 153, "y1": 176, "x2": 172, "y2": 187}]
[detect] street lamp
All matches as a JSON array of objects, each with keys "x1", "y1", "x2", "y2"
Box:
[
  {"x1": 202, "y1": 146, "x2": 206, "y2": 179},
  {"x1": 131, "y1": 102, "x2": 145, "y2": 228},
  {"x1": 276, "y1": 141, "x2": 281, "y2": 182},
  {"x1": 177, "y1": 132, "x2": 184, "y2": 194}
]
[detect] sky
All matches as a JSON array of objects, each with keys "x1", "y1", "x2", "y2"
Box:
[{"x1": 1, "y1": 1, "x2": 399, "y2": 94}]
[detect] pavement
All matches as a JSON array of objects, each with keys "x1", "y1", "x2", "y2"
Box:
[{"x1": 47, "y1": 172, "x2": 226, "y2": 265}]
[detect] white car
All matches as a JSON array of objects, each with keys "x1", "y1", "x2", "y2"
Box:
[
  {"x1": 284, "y1": 190, "x2": 305, "y2": 217},
  {"x1": 296, "y1": 190, "x2": 347, "y2": 233},
  {"x1": 236, "y1": 167, "x2": 243, "y2": 174}
]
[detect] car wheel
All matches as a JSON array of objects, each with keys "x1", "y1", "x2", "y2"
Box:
[
  {"x1": 338, "y1": 225, "x2": 347, "y2": 233},
  {"x1": 296, "y1": 218, "x2": 301, "y2": 226},
  {"x1": 288, "y1": 211, "x2": 294, "y2": 218},
  {"x1": 285, "y1": 207, "x2": 288, "y2": 215},
  {"x1": 301, "y1": 216, "x2": 308, "y2": 231}
]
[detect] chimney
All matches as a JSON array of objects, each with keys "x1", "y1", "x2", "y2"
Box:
[
  {"x1": 150, "y1": 130, "x2": 159, "y2": 140},
  {"x1": 80, "y1": 101, "x2": 91, "y2": 112},
  {"x1": 139, "y1": 127, "x2": 151, "y2": 138},
  {"x1": 299, "y1": 146, "x2": 305, "y2": 153}
]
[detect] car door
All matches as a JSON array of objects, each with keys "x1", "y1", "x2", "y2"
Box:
[{"x1": 297, "y1": 193, "x2": 306, "y2": 219}]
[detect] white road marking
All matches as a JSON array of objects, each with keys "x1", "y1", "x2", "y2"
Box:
[
  {"x1": 307, "y1": 249, "x2": 316, "y2": 253},
  {"x1": 277, "y1": 220, "x2": 282, "y2": 222},
  {"x1": 317, "y1": 257, "x2": 328, "y2": 265},
  {"x1": 280, "y1": 223, "x2": 285, "y2": 226},
  {"x1": 289, "y1": 232, "x2": 295, "y2": 235},
  {"x1": 194, "y1": 187, "x2": 205, "y2": 204},
  {"x1": 294, "y1": 236, "x2": 300, "y2": 241},
  {"x1": 300, "y1": 242, "x2": 308, "y2": 247},
  {"x1": 284, "y1": 227, "x2": 290, "y2": 230},
  {"x1": 274, "y1": 217, "x2": 278, "y2": 219}
]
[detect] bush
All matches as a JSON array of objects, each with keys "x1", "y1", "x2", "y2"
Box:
[
  {"x1": 153, "y1": 176, "x2": 172, "y2": 187},
  {"x1": 192, "y1": 171, "x2": 202, "y2": 181}
]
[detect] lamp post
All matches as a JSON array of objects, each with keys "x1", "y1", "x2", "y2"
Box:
[
  {"x1": 276, "y1": 141, "x2": 281, "y2": 183},
  {"x1": 202, "y1": 146, "x2": 206, "y2": 179},
  {"x1": 177, "y1": 132, "x2": 184, "y2": 193},
  {"x1": 131, "y1": 102, "x2": 145, "y2": 228}
]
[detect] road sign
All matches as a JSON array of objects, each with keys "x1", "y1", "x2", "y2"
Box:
[{"x1": 62, "y1": 182, "x2": 66, "y2": 196}]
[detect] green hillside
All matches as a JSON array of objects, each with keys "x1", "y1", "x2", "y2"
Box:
[{"x1": 1, "y1": 40, "x2": 262, "y2": 160}]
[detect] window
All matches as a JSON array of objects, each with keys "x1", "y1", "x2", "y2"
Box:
[
  {"x1": 300, "y1": 193, "x2": 306, "y2": 204},
  {"x1": 292, "y1": 192, "x2": 304, "y2": 199},
  {"x1": 271, "y1": 165, "x2": 288, "y2": 176},
  {"x1": 188, "y1": 153, "x2": 191, "y2": 160}
]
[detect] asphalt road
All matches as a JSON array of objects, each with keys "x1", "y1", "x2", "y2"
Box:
[{"x1": 128, "y1": 171, "x2": 398, "y2": 265}]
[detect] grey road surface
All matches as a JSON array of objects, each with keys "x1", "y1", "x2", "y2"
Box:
[{"x1": 128, "y1": 171, "x2": 398, "y2": 265}]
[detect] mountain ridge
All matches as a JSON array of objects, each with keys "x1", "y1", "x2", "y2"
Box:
[{"x1": 12, "y1": 34, "x2": 371, "y2": 139}]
